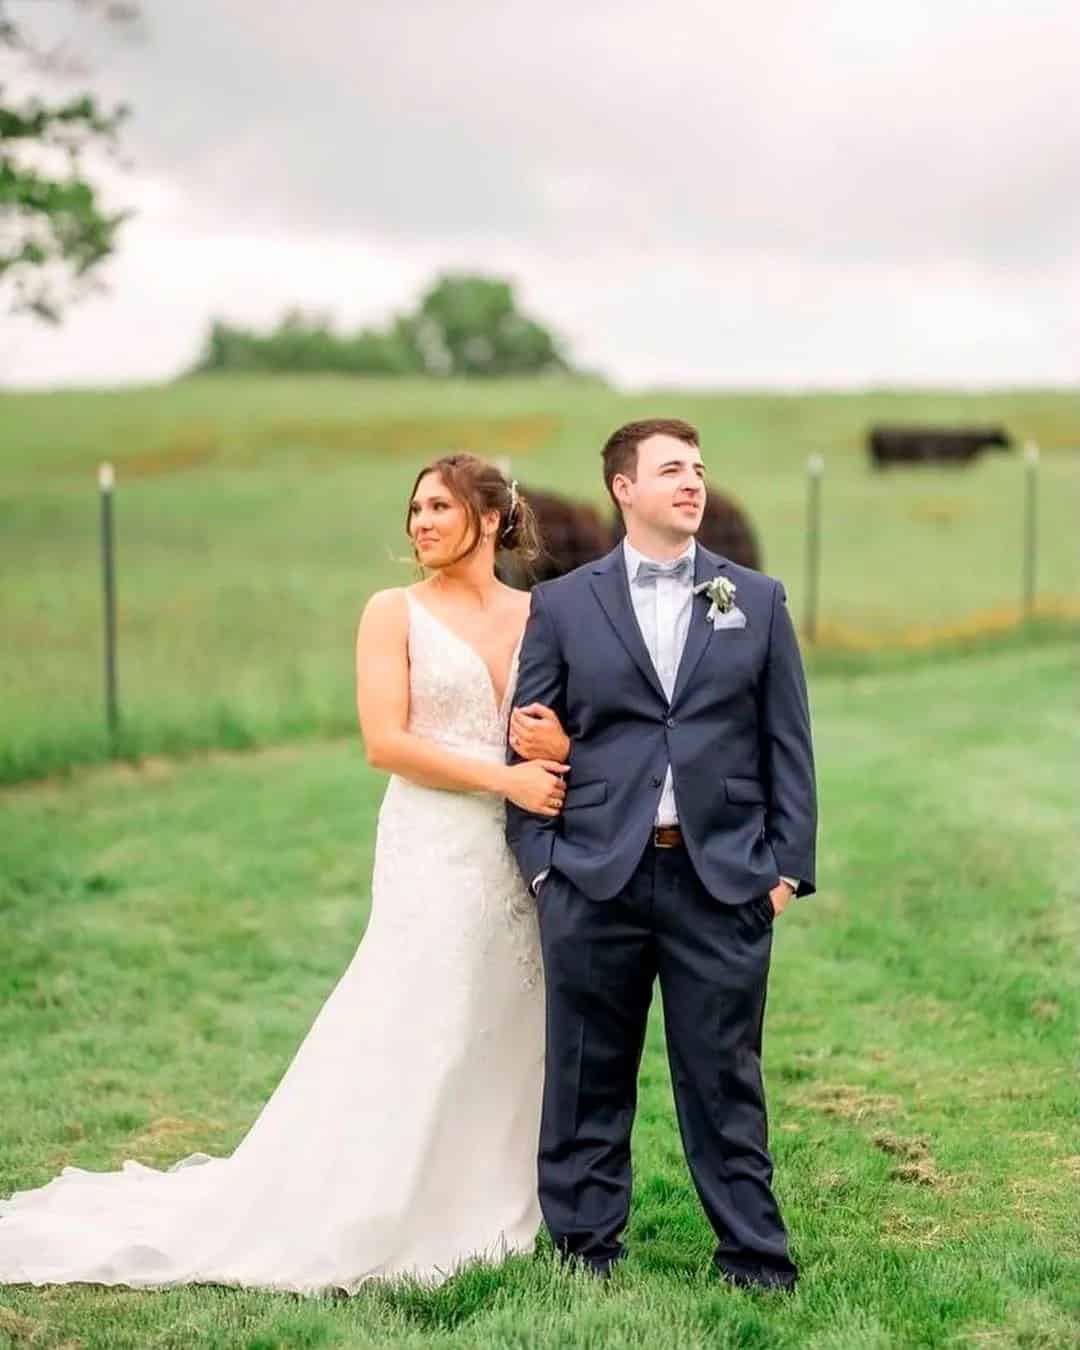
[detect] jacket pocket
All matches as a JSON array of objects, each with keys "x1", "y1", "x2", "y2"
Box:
[
  {"x1": 725, "y1": 777, "x2": 766, "y2": 805},
  {"x1": 563, "y1": 779, "x2": 608, "y2": 810}
]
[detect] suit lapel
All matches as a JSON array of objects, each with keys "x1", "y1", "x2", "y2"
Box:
[
  {"x1": 670, "y1": 545, "x2": 728, "y2": 709},
  {"x1": 589, "y1": 546, "x2": 667, "y2": 704}
]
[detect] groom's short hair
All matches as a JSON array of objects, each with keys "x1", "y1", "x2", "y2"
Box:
[{"x1": 602, "y1": 418, "x2": 700, "y2": 511}]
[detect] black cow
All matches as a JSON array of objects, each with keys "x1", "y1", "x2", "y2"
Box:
[{"x1": 868, "y1": 425, "x2": 1012, "y2": 469}]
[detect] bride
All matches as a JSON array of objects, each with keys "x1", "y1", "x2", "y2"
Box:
[{"x1": 0, "y1": 453, "x2": 572, "y2": 1294}]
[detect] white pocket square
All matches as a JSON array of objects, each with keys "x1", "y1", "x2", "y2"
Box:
[{"x1": 711, "y1": 605, "x2": 747, "y2": 630}]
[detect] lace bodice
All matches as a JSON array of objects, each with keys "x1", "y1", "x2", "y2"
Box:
[{"x1": 404, "y1": 590, "x2": 521, "y2": 758}]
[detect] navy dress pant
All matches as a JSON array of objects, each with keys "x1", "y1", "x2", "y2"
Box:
[{"x1": 536, "y1": 842, "x2": 797, "y2": 1287}]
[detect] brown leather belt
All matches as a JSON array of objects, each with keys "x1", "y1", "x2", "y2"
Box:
[{"x1": 652, "y1": 825, "x2": 683, "y2": 849}]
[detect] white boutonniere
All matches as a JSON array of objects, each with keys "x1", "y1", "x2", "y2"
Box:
[{"x1": 693, "y1": 576, "x2": 746, "y2": 630}]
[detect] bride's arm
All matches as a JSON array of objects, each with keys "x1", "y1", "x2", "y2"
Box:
[{"x1": 355, "y1": 590, "x2": 566, "y2": 812}]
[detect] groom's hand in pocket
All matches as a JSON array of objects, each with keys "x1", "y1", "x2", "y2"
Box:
[
  {"x1": 769, "y1": 878, "x2": 796, "y2": 918},
  {"x1": 509, "y1": 703, "x2": 571, "y2": 764}
]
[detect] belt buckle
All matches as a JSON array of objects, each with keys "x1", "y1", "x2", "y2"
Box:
[{"x1": 653, "y1": 825, "x2": 680, "y2": 849}]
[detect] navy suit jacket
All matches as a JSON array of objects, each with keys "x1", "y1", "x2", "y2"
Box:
[{"x1": 505, "y1": 542, "x2": 817, "y2": 904}]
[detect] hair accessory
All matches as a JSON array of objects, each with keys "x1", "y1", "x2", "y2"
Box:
[{"x1": 503, "y1": 478, "x2": 520, "y2": 535}]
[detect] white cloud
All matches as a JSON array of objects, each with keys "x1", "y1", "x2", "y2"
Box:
[{"x1": 2, "y1": 0, "x2": 1077, "y2": 387}]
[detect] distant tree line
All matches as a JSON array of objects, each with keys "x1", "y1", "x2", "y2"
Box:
[{"x1": 191, "y1": 274, "x2": 576, "y2": 378}]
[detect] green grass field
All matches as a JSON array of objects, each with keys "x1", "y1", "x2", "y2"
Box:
[
  {"x1": 1, "y1": 377, "x2": 1078, "y2": 783},
  {"x1": 1, "y1": 637, "x2": 1078, "y2": 1348}
]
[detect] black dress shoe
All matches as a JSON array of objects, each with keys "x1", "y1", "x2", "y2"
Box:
[
  {"x1": 558, "y1": 1250, "x2": 624, "y2": 1280},
  {"x1": 583, "y1": 1257, "x2": 622, "y2": 1280},
  {"x1": 715, "y1": 1262, "x2": 798, "y2": 1293}
]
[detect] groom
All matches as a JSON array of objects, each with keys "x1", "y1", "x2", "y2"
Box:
[{"x1": 506, "y1": 418, "x2": 816, "y2": 1290}]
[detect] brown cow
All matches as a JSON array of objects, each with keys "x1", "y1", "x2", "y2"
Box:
[
  {"x1": 496, "y1": 487, "x2": 612, "y2": 588},
  {"x1": 499, "y1": 482, "x2": 761, "y2": 588},
  {"x1": 609, "y1": 484, "x2": 761, "y2": 570}
]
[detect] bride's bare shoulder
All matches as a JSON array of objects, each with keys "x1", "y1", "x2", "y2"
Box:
[{"x1": 357, "y1": 587, "x2": 410, "y2": 641}]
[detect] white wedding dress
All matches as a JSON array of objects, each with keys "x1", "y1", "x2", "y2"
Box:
[{"x1": 0, "y1": 590, "x2": 544, "y2": 1294}]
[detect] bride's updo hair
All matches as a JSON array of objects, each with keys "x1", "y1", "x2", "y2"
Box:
[{"x1": 406, "y1": 453, "x2": 542, "y2": 569}]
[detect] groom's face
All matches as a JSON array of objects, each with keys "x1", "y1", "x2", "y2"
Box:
[{"x1": 619, "y1": 434, "x2": 707, "y2": 539}]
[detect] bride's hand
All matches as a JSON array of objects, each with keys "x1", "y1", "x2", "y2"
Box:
[
  {"x1": 509, "y1": 704, "x2": 571, "y2": 763},
  {"x1": 503, "y1": 760, "x2": 570, "y2": 816}
]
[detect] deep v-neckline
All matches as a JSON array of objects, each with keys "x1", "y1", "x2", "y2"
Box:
[{"x1": 406, "y1": 590, "x2": 524, "y2": 717}]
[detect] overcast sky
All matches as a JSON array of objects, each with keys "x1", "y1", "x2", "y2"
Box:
[{"x1": 3, "y1": 0, "x2": 1078, "y2": 389}]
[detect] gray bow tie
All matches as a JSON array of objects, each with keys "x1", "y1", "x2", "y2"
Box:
[{"x1": 635, "y1": 555, "x2": 693, "y2": 584}]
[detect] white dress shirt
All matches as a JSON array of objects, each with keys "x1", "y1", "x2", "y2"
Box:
[{"x1": 622, "y1": 536, "x2": 696, "y2": 827}]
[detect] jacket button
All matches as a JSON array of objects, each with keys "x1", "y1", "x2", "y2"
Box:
[
  {"x1": 651, "y1": 776, "x2": 663, "y2": 787},
  {"x1": 666, "y1": 717, "x2": 676, "y2": 728}
]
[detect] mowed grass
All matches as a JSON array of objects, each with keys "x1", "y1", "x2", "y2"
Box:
[
  {"x1": 1, "y1": 376, "x2": 1079, "y2": 782},
  {"x1": 1, "y1": 640, "x2": 1078, "y2": 1349}
]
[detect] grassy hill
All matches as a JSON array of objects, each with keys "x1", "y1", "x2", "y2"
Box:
[
  {"x1": 1, "y1": 376, "x2": 1077, "y2": 781},
  {"x1": 1, "y1": 639, "x2": 1077, "y2": 1347}
]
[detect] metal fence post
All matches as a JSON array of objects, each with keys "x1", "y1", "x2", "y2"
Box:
[
  {"x1": 1022, "y1": 441, "x2": 1039, "y2": 622},
  {"x1": 99, "y1": 462, "x2": 119, "y2": 743},
  {"x1": 804, "y1": 454, "x2": 824, "y2": 642}
]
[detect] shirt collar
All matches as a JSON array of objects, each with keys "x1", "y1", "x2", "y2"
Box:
[{"x1": 623, "y1": 535, "x2": 696, "y2": 584}]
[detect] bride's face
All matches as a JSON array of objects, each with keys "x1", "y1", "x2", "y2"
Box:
[{"x1": 410, "y1": 471, "x2": 494, "y2": 569}]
